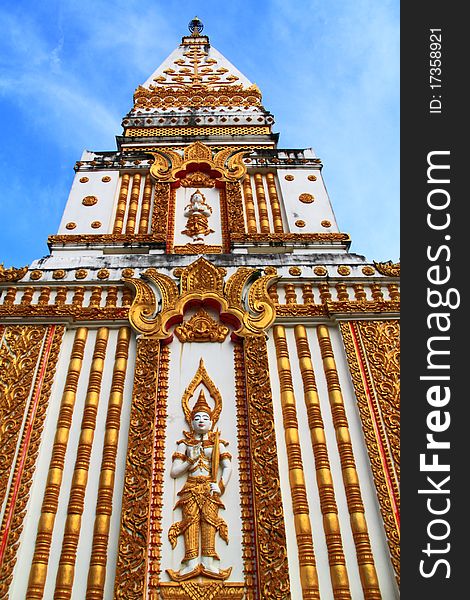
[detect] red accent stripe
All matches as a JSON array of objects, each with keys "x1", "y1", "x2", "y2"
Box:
[
  {"x1": 349, "y1": 323, "x2": 400, "y2": 530},
  {"x1": 0, "y1": 326, "x2": 56, "y2": 562}
]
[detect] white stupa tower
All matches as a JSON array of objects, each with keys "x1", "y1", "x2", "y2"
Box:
[{"x1": 0, "y1": 18, "x2": 399, "y2": 599}]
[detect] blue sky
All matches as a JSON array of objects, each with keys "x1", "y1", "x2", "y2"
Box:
[{"x1": 0, "y1": 0, "x2": 399, "y2": 266}]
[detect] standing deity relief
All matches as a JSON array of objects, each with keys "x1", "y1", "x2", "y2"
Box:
[
  {"x1": 181, "y1": 189, "x2": 215, "y2": 242},
  {"x1": 167, "y1": 359, "x2": 232, "y2": 582}
]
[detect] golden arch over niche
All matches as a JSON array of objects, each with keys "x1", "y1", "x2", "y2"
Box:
[
  {"x1": 147, "y1": 141, "x2": 249, "y2": 184},
  {"x1": 124, "y1": 257, "x2": 278, "y2": 340}
]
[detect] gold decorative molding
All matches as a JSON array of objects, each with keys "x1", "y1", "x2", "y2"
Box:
[
  {"x1": 48, "y1": 233, "x2": 166, "y2": 246},
  {"x1": 0, "y1": 265, "x2": 28, "y2": 282},
  {"x1": 373, "y1": 261, "x2": 400, "y2": 277},
  {"x1": 158, "y1": 581, "x2": 244, "y2": 599},
  {"x1": 340, "y1": 320, "x2": 400, "y2": 583},
  {"x1": 231, "y1": 232, "x2": 350, "y2": 243},
  {"x1": 180, "y1": 171, "x2": 217, "y2": 188},
  {"x1": 175, "y1": 308, "x2": 229, "y2": 343}
]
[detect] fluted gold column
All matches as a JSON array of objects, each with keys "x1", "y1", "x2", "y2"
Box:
[
  {"x1": 242, "y1": 174, "x2": 258, "y2": 233},
  {"x1": 294, "y1": 325, "x2": 351, "y2": 599},
  {"x1": 113, "y1": 174, "x2": 130, "y2": 234},
  {"x1": 138, "y1": 174, "x2": 152, "y2": 234},
  {"x1": 27, "y1": 328, "x2": 88, "y2": 599},
  {"x1": 125, "y1": 173, "x2": 141, "y2": 234},
  {"x1": 273, "y1": 326, "x2": 319, "y2": 599},
  {"x1": 253, "y1": 173, "x2": 270, "y2": 232},
  {"x1": 54, "y1": 328, "x2": 109, "y2": 600},
  {"x1": 317, "y1": 325, "x2": 381, "y2": 600},
  {"x1": 86, "y1": 327, "x2": 130, "y2": 599},
  {"x1": 266, "y1": 173, "x2": 284, "y2": 232}
]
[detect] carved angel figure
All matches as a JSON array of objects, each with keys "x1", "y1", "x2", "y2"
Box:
[
  {"x1": 181, "y1": 189, "x2": 214, "y2": 242},
  {"x1": 167, "y1": 388, "x2": 232, "y2": 581}
]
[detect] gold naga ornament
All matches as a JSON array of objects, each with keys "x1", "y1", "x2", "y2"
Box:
[{"x1": 167, "y1": 359, "x2": 232, "y2": 582}]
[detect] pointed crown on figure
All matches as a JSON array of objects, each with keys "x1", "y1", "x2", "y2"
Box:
[{"x1": 190, "y1": 389, "x2": 213, "y2": 420}]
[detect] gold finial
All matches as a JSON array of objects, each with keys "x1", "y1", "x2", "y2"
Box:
[{"x1": 188, "y1": 16, "x2": 204, "y2": 36}]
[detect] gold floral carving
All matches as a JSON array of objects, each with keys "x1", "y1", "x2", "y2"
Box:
[
  {"x1": 288, "y1": 266, "x2": 302, "y2": 276},
  {"x1": 66, "y1": 222, "x2": 77, "y2": 230},
  {"x1": 339, "y1": 321, "x2": 400, "y2": 583},
  {"x1": 313, "y1": 266, "x2": 327, "y2": 276},
  {"x1": 295, "y1": 220, "x2": 306, "y2": 228},
  {"x1": 151, "y1": 182, "x2": 171, "y2": 236},
  {"x1": 122, "y1": 268, "x2": 134, "y2": 278},
  {"x1": 299, "y1": 193, "x2": 314, "y2": 203},
  {"x1": 175, "y1": 308, "x2": 229, "y2": 343},
  {"x1": 91, "y1": 221, "x2": 102, "y2": 229},
  {"x1": 82, "y1": 195, "x2": 98, "y2": 206},
  {"x1": 180, "y1": 171, "x2": 216, "y2": 188},
  {"x1": 101, "y1": 176, "x2": 111, "y2": 182},
  {"x1": 307, "y1": 175, "x2": 317, "y2": 181},
  {"x1": 134, "y1": 83, "x2": 262, "y2": 110},
  {"x1": 79, "y1": 177, "x2": 89, "y2": 183},
  {"x1": 29, "y1": 270, "x2": 43, "y2": 280},
  {"x1": 0, "y1": 265, "x2": 28, "y2": 282},
  {"x1": 0, "y1": 303, "x2": 129, "y2": 321},
  {"x1": 284, "y1": 175, "x2": 294, "y2": 181},
  {"x1": 174, "y1": 244, "x2": 222, "y2": 255},
  {"x1": 0, "y1": 327, "x2": 47, "y2": 513},
  {"x1": 0, "y1": 326, "x2": 64, "y2": 598},
  {"x1": 158, "y1": 582, "x2": 244, "y2": 599},
  {"x1": 337, "y1": 266, "x2": 351, "y2": 276},
  {"x1": 243, "y1": 335, "x2": 290, "y2": 598},
  {"x1": 53, "y1": 270, "x2": 66, "y2": 280},
  {"x1": 114, "y1": 337, "x2": 161, "y2": 599},
  {"x1": 224, "y1": 182, "x2": 246, "y2": 236},
  {"x1": 75, "y1": 269, "x2": 88, "y2": 279},
  {"x1": 373, "y1": 261, "x2": 400, "y2": 277},
  {"x1": 362, "y1": 266, "x2": 375, "y2": 276},
  {"x1": 97, "y1": 269, "x2": 110, "y2": 279}
]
